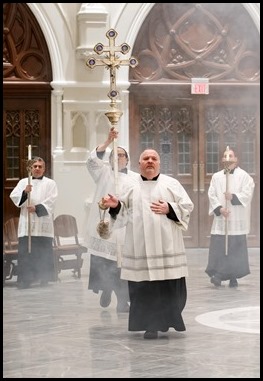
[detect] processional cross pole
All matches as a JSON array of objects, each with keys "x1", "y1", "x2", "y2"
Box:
[
  {"x1": 223, "y1": 145, "x2": 236, "y2": 256},
  {"x1": 26, "y1": 145, "x2": 33, "y2": 253},
  {"x1": 86, "y1": 29, "x2": 138, "y2": 195}
]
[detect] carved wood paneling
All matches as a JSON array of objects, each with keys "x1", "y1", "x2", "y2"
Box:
[
  {"x1": 3, "y1": 3, "x2": 52, "y2": 223},
  {"x1": 129, "y1": 4, "x2": 260, "y2": 247},
  {"x1": 3, "y1": 3, "x2": 52, "y2": 81},
  {"x1": 130, "y1": 3, "x2": 260, "y2": 83}
]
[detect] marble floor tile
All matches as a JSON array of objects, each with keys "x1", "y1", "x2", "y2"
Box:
[{"x1": 3, "y1": 248, "x2": 260, "y2": 378}]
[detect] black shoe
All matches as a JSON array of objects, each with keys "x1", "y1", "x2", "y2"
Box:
[
  {"x1": 229, "y1": 279, "x2": 238, "y2": 288},
  {"x1": 144, "y1": 331, "x2": 158, "y2": 339},
  {"x1": 116, "y1": 302, "x2": 130, "y2": 313},
  {"x1": 100, "y1": 290, "x2": 112, "y2": 307},
  {"x1": 210, "y1": 275, "x2": 221, "y2": 287}
]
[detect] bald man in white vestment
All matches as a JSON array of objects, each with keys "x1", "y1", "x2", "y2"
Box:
[{"x1": 101, "y1": 149, "x2": 194, "y2": 339}]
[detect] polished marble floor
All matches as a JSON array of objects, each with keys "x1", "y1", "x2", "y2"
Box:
[{"x1": 3, "y1": 248, "x2": 260, "y2": 378}]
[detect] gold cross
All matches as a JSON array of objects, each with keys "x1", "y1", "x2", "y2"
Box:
[
  {"x1": 86, "y1": 29, "x2": 138, "y2": 194},
  {"x1": 86, "y1": 29, "x2": 138, "y2": 103}
]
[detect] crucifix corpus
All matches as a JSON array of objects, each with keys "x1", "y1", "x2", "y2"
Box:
[{"x1": 86, "y1": 28, "x2": 138, "y2": 196}]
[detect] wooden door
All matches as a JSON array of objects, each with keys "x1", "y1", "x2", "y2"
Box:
[
  {"x1": 3, "y1": 3, "x2": 52, "y2": 223},
  {"x1": 197, "y1": 87, "x2": 259, "y2": 247},
  {"x1": 128, "y1": 2, "x2": 260, "y2": 248},
  {"x1": 129, "y1": 84, "x2": 259, "y2": 248},
  {"x1": 3, "y1": 91, "x2": 52, "y2": 222}
]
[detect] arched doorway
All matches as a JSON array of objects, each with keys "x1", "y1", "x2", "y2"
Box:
[
  {"x1": 3, "y1": 3, "x2": 53, "y2": 222},
  {"x1": 129, "y1": 3, "x2": 260, "y2": 247}
]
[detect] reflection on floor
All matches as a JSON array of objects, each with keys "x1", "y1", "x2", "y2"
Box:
[
  {"x1": 196, "y1": 306, "x2": 260, "y2": 334},
  {"x1": 3, "y1": 248, "x2": 260, "y2": 378}
]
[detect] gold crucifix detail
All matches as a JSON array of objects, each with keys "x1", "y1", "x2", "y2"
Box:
[
  {"x1": 86, "y1": 29, "x2": 138, "y2": 125},
  {"x1": 86, "y1": 29, "x2": 138, "y2": 196}
]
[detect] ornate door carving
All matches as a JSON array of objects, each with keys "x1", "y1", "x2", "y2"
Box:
[
  {"x1": 3, "y1": 3, "x2": 52, "y2": 222},
  {"x1": 129, "y1": 3, "x2": 260, "y2": 247}
]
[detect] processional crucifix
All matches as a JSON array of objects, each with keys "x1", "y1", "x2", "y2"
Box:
[{"x1": 86, "y1": 29, "x2": 138, "y2": 195}]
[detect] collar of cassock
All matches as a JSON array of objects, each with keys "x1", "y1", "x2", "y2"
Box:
[
  {"x1": 32, "y1": 176, "x2": 44, "y2": 180},
  {"x1": 120, "y1": 168, "x2": 127, "y2": 174},
  {"x1": 224, "y1": 167, "x2": 237, "y2": 174},
  {"x1": 141, "y1": 174, "x2": 160, "y2": 181}
]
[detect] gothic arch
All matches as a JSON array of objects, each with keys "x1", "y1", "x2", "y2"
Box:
[
  {"x1": 3, "y1": 3, "x2": 53, "y2": 221},
  {"x1": 128, "y1": 3, "x2": 260, "y2": 247}
]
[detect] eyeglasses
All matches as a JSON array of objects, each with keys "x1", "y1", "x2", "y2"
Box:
[{"x1": 117, "y1": 153, "x2": 127, "y2": 158}]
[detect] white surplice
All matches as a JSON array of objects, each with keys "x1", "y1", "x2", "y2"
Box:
[
  {"x1": 208, "y1": 167, "x2": 255, "y2": 235},
  {"x1": 10, "y1": 176, "x2": 58, "y2": 238},
  {"x1": 85, "y1": 148, "x2": 139, "y2": 262},
  {"x1": 112, "y1": 174, "x2": 194, "y2": 282}
]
